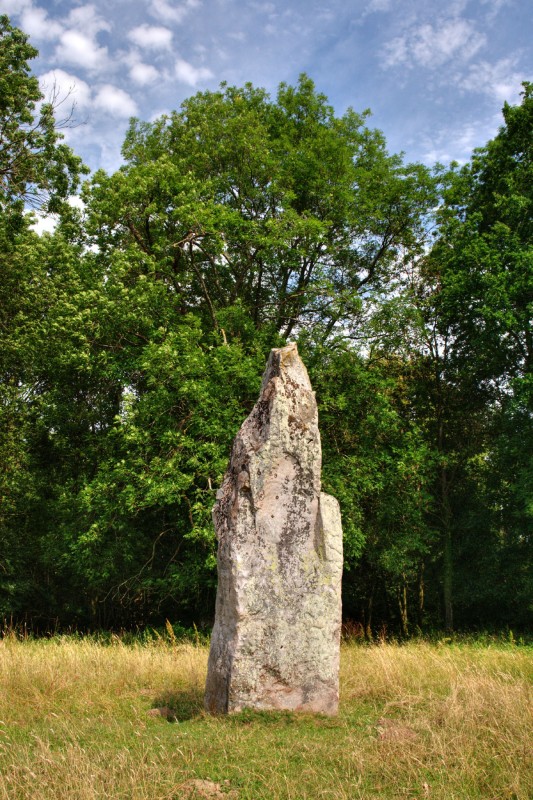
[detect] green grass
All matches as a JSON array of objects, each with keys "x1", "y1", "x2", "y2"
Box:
[{"x1": 0, "y1": 635, "x2": 531, "y2": 799}]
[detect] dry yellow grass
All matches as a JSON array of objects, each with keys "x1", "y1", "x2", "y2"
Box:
[{"x1": 0, "y1": 636, "x2": 531, "y2": 799}]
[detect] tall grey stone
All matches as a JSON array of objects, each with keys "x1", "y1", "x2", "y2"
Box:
[{"x1": 204, "y1": 343, "x2": 343, "y2": 715}]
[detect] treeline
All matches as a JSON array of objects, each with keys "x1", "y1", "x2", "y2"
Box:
[{"x1": 0, "y1": 16, "x2": 531, "y2": 635}]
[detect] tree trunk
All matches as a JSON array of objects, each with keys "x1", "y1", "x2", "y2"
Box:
[
  {"x1": 441, "y1": 466, "x2": 454, "y2": 633},
  {"x1": 417, "y1": 562, "x2": 425, "y2": 630},
  {"x1": 365, "y1": 584, "x2": 374, "y2": 641},
  {"x1": 443, "y1": 524, "x2": 454, "y2": 633},
  {"x1": 398, "y1": 576, "x2": 409, "y2": 638}
]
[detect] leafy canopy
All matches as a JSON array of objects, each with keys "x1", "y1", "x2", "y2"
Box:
[{"x1": 0, "y1": 14, "x2": 84, "y2": 215}]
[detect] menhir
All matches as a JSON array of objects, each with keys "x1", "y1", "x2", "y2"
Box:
[{"x1": 204, "y1": 343, "x2": 343, "y2": 715}]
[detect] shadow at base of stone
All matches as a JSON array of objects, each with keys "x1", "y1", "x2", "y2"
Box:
[
  {"x1": 149, "y1": 688, "x2": 204, "y2": 721},
  {"x1": 225, "y1": 708, "x2": 342, "y2": 729}
]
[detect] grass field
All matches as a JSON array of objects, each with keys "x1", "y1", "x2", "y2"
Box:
[{"x1": 0, "y1": 634, "x2": 531, "y2": 799}]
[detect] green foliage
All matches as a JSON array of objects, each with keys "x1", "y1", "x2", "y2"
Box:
[
  {"x1": 425, "y1": 82, "x2": 533, "y2": 631},
  {"x1": 0, "y1": 15, "x2": 87, "y2": 622},
  {"x1": 0, "y1": 17, "x2": 530, "y2": 635},
  {"x1": 310, "y1": 347, "x2": 437, "y2": 635},
  {"x1": 433, "y1": 82, "x2": 532, "y2": 396},
  {"x1": 85, "y1": 74, "x2": 436, "y2": 342},
  {"x1": 71, "y1": 319, "x2": 266, "y2": 624},
  {"x1": 0, "y1": 15, "x2": 85, "y2": 214}
]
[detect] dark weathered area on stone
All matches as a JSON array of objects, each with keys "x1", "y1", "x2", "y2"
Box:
[{"x1": 204, "y1": 343, "x2": 343, "y2": 715}]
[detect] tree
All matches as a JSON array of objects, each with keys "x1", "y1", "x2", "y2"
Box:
[
  {"x1": 433, "y1": 82, "x2": 532, "y2": 396},
  {"x1": 84, "y1": 75, "x2": 436, "y2": 344},
  {"x1": 426, "y1": 83, "x2": 533, "y2": 631},
  {"x1": 68, "y1": 75, "x2": 437, "y2": 627},
  {"x1": 0, "y1": 15, "x2": 85, "y2": 624},
  {"x1": 0, "y1": 15, "x2": 84, "y2": 215},
  {"x1": 312, "y1": 346, "x2": 436, "y2": 637}
]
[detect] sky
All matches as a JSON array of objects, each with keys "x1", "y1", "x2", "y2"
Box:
[{"x1": 2, "y1": 0, "x2": 532, "y2": 176}]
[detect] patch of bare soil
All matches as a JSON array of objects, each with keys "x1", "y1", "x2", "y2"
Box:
[
  {"x1": 177, "y1": 778, "x2": 238, "y2": 798},
  {"x1": 376, "y1": 716, "x2": 418, "y2": 741}
]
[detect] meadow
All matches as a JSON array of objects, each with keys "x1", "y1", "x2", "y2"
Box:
[{"x1": 0, "y1": 633, "x2": 531, "y2": 799}]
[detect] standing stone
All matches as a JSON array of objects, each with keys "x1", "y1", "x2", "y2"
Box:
[{"x1": 204, "y1": 343, "x2": 343, "y2": 715}]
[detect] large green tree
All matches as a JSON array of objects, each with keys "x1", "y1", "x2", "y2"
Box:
[
  {"x1": 311, "y1": 345, "x2": 437, "y2": 637},
  {"x1": 433, "y1": 82, "x2": 532, "y2": 395},
  {"x1": 4, "y1": 16, "x2": 529, "y2": 635},
  {"x1": 65, "y1": 76, "x2": 437, "y2": 627},
  {"x1": 0, "y1": 15, "x2": 85, "y2": 623},
  {"x1": 425, "y1": 83, "x2": 533, "y2": 630},
  {"x1": 0, "y1": 15, "x2": 83, "y2": 214},
  {"x1": 85, "y1": 76, "x2": 435, "y2": 344}
]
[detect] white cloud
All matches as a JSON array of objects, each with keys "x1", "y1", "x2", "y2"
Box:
[
  {"x1": 381, "y1": 36, "x2": 407, "y2": 67},
  {"x1": 68, "y1": 194, "x2": 85, "y2": 211},
  {"x1": 382, "y1": 17, "x2": 486, "y2": 69},
  {"x1": 460, "y1": 58, "x2": 525, "y2": 103},
  {"x1": 39, "y1": 69, "x2": 92, "y2": 110},
  {"x1": 175, "y1": 57, "x2": 213, "y2": 86},
  {"x1": 0, "y1": 0, "x2": 31, "y2": 15},
  {"x1": 30, "y1": 196, "x2": 85, "y2": 236},
  {"x1": 20, "y1": 6, "x2": 63, "y2": 40},
  {"x1": 250, "y1": 1, "x2": 276, "y2": 11},
  {"x1": 94, "y1": 84, "x2": 138, "y2": 118},
  {"x1": 31, "y1": 213, "x2": 58, "y2": 235},
  {"x1": 150, "y1": 0, "x2": 200, "y2": 24},
  {"x1": 66, "y1": 4, "x2": 111, "y2": 38},
  {"x1": 130, "y1": 61, "x2": 160, "y2": 85},
  {"x1": 423, "y1": 126, "x2": 478, "y2": 165},
  {"x1": 54, "y1": 4, "x2": 111, "y2": 72},
  {"x1": 121, "y1": 48, "x2": 162, "y2": 86},
  {"x1": 127, "y1": 24, "x2": 172, "y2": 50},
  {"x1": 149, "y1": 108, "x2": 170, "y2": 122},
  {"x1": 56, "y1": 30, "x2": 109, "y2": 72}
]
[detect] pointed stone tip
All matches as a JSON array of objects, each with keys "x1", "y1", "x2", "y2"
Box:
[
  {"x1": 274, "y1": 342, "x2": 298, "y2": 367},
  {"x1": 263, "y1": 342, "x2": 311, "y2": 391}
]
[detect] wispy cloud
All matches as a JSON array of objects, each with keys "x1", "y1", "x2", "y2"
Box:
[
  {"x1": 0, "y1": 0, "x2": 31, "y2": 14},
  {"x1": 422, "y1": 127, "x2": 478, "y2": 165},
  {"x1": 382, "y1": 17, "x2": 486, "y2": 69},
  {"x1": 421, "y1": 113, "x2": 503, "y2": 165},
  {"x1": 363, "y1": 0, "x2": 392, "y2": 15},
  {"x1": 149, "y1": 0, "x2": 201, "y2": 25},
  {"x1": 479, "y1": 0, "x2": 513, "y2": 22},
  {"x1": 249, "y1": 2, "x2": 276, "y2": 12},
  {"x1": 460, "y1": 57, "x2": 526, "y2": 102}
]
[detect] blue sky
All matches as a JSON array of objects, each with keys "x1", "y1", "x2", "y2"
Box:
[{"x1": 3, "y1": 0, "x2": 532, "y2": 175}]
